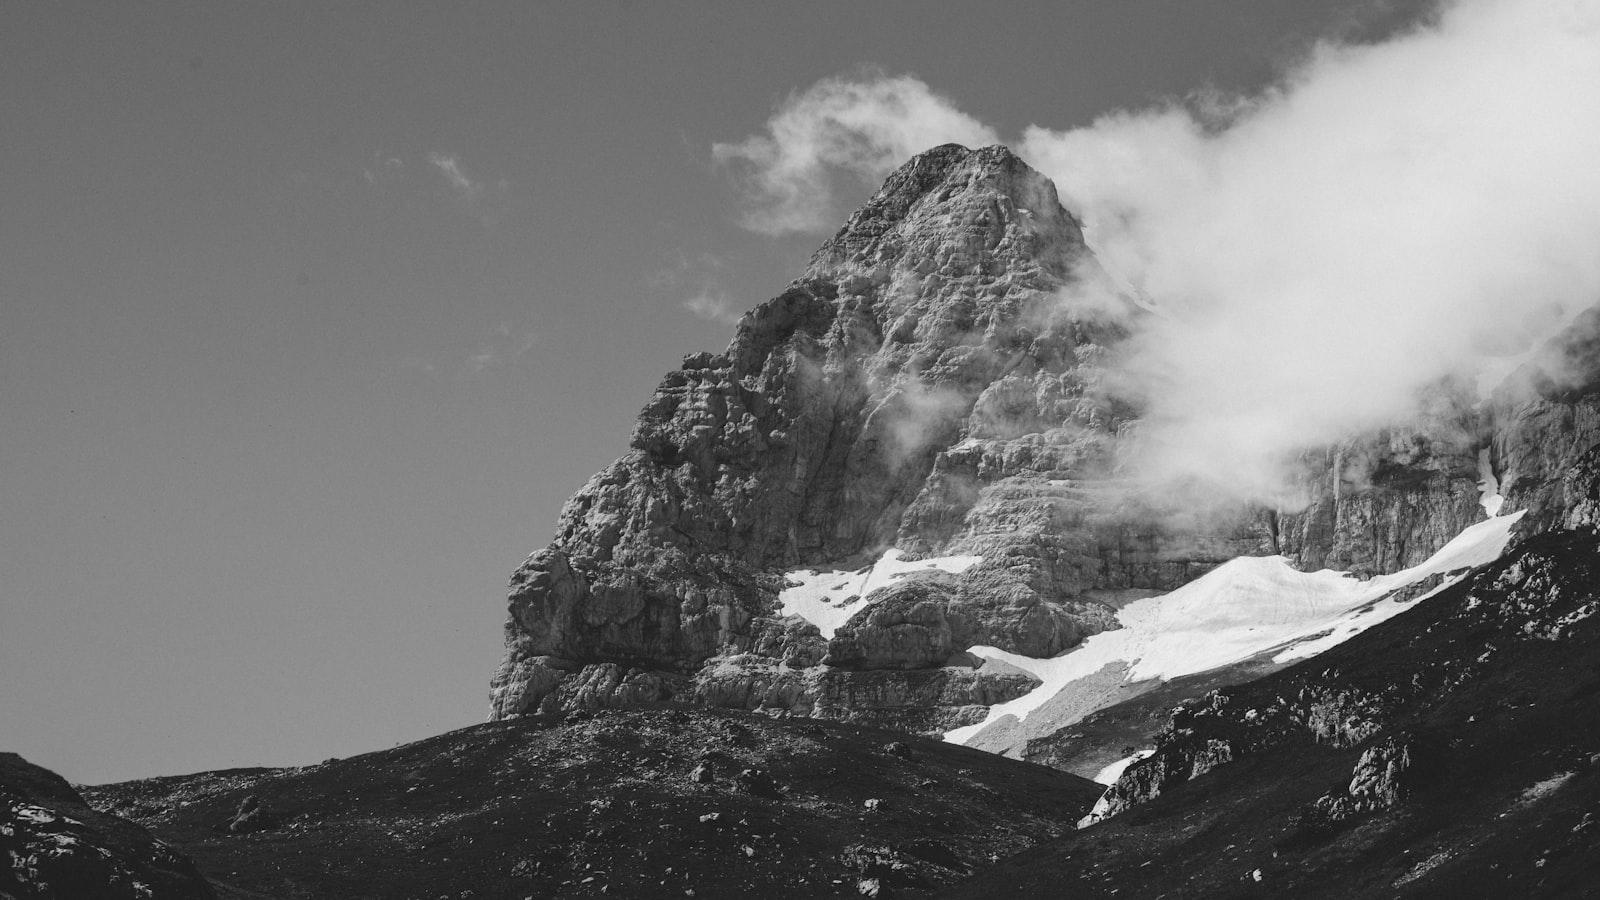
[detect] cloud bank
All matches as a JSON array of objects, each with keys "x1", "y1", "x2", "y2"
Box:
[{"x1": 716, "y1": 0, "x2": 1600, "y2": 506}]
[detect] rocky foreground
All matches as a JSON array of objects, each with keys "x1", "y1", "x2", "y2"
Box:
[
  {"x1": 1, "y1": 752, "x2": 214, "y2": 899},
  {"x1": 78, "y1": 710, "x2": 1100, "y2": 899}
]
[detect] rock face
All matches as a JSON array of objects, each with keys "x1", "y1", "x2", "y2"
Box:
[
  {"x1": 492, "y1": 140, "x2": 1600, "y2": 744},
  {"x1": 1, "y1": 752, "x2": 215, "y2": 899},
  {"x1": 492, "y1": 144, "x2": 1266, "y2": 731}
]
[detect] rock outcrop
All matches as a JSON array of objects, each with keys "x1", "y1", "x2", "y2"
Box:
[
  {"x1": 492, "y1": 144, "x2": 1266, "y2": 731},
  {"x1": 1, "y1": 752, "x2": 215, "y2": 899},
  {"x1": 492, "y1": 139, "x2": 1600, "y2": 745}
]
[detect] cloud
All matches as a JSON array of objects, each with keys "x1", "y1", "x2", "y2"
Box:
[
  {"x1": 652, "y1": 251, "x2": 744, "y2": 324},
  {"x1": 682, "y1": 291, "x2": 743, "y2": 324},
  {"x1": 464, "y1": 324, "x2": 540, "y2": 374},
  {"x1": 361, "y1": 154, "x2": 405, "y2": 184},
  {"x1": 713, "y1": 74, "x2": 999, "y2": 234},
  {"x1": 717, "y1": 0, "x2": 1600, "y2": 507},
  {"x1": 426, "y1": 152, "x2": 480, "y2": 197},
  {"x1": 1019, "y1": 0, "x2": 1600, "y2": 502}
]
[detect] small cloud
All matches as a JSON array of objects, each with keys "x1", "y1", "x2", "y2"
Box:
[
  {"x1": 362, "y1": 153, "x2": 405, "y2": 185},
  {"x1": 464, "y1": 324, "x2": 539, "y2": 375},
  {"x1": 683, "y1": 291, "x2": 742, "y2": 324},
  {"x1": 649, "y1": 251, "x2": 727, "y2": 290},
  {"x1": 426, "y1": 152, "x2": 481, "y2": 199},
  {"x1": 652, "y1": 251, "x2": 742, "y2": 324},
  {"x1": 713, "y1": 73, "x2": 1000, "y2": 234},
  {"x1": 425, "y1": 152, "x2": 511, "y2": 225}
]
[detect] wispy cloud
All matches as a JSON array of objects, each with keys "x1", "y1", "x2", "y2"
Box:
[
  {"x1": 464, "y1": 323, "x2": 540, "y2": 374},
  {"x1": 361, "y1": 151, "x2": 511, "y2": 225},
  {"x1": 361, "y1": 154, "x2": 405, "y2": 185},
  {"x1": 712, "y1": 73, "x2": 999, "y2": 234},
  {"x1": 652, "y1": 251, "x2": 743, "y2": 324},
  {"x1": 426, "y1": 152, "x2": 484, "y2": 200},
  {"x1": 682, "y1": 291, "x2": 742, "y2": 324},
  {"x1": 387, "y1": 324, "x2": 539, "y2": 380},
  {"x1": 715, "y1": 0, "x2": 1600, "y2": 507}
]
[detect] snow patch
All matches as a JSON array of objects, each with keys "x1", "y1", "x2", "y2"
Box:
[
  {"x1": 11, "y1": 805, "x2": 56, "y2": 825},
  {"x1": 780, "y1": 549, "x2": 983, "y2": 639},
  {"x1": 946, "y1": 511, "x2": 1524, "y2": 745},
  {"x1": 1518, "y1": 771, "x2": 1575, "y2": 806},
  {"x1": 1093, "y1": 750, "x2": 1152, "y2": 786}
]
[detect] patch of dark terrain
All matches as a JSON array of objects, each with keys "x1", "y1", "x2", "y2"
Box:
[
  {"x1": 1, "y1": 751, "x2": 215, "y2": 899},
  {"x1": 1021, "y1": 654, "x2": 1286, "y2": 780},
  {"x1": 85, "y1": 708, "x2": 1101, "y2": 899},
  {"x1": 940, "y1": 529, "x2": 1600, "y2": 898}
]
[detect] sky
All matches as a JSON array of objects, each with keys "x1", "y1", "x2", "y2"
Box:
[{"x1": 0, "y1": 0, "x2": 1438, "y2": 784}]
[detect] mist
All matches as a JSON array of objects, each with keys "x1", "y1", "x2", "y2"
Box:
[{"x1": 716, "y1": 0, "x2": 1600, "y2": 507}]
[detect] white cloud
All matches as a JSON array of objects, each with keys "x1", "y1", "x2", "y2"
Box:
[
  {"x1": 713, "y1": 74, "x2": 999, "y2": 234},
  {"x1": 460, "y1": 324, "x2": 539, "y2": 375},
  {"x1": 361, "y1": 154, "x2": 405, "y2": 184},
  {"x1": 716, "y1": 0, "x2": 1600, "y2": 507},
  {"x1": 682, "y1": 291, "x2": 742, "y2": 324},
  {"x1": 426, "y1": 152, "x2": 483, "y2": 199},
  {"x1": 1019, "y1": 0, "x2": 1600, "y2": 502}
]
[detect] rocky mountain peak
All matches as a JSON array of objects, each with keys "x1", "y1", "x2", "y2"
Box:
[
  {"x1": 490, "y1": 140, "x2": 1600, "y2": 765},
  {"x1": 491, "y1": 144, "x2": 1179, "y2": 725},
  {"x1": 808, "y1": 143, "x2": 1084, "y2": 283}
]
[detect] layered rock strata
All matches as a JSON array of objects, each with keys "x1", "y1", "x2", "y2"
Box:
[
  {"x1": 492, "y1": 145, "x2": 1265, "y2": 731},
  {"x1": 493, "y1": 140, "x2": 1600, "y2": 742}
]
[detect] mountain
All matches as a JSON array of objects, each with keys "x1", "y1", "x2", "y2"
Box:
[
  {"x1": 491, "y1": 144, "x2": 1268, "y2": 737},
  {"x1": 41, "y1": 143, "x2": 1600, "y2": 899},
  {"x1": 489, "y1": 143, "x2": 1600, "y2": 772}
]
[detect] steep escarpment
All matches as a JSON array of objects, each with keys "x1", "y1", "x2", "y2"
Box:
[{"x1": 492, "y1": 144, "x2": 1267, "y2": 732}]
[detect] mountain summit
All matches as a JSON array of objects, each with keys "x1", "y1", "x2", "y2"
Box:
[
  {"x1": 56, "y1": 145, "x2": 1600, "y2": 899},
  {"x1": 491, "y1": 140, "x2": 1600, "y2": 767}
]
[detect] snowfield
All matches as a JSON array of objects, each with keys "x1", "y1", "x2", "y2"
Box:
[
  {"x1": 946, "y1": 510, "x2": 1526, "y2": 745},
  {"x1": 779, "y1": 549, "x2": 984, "y2": 639}
]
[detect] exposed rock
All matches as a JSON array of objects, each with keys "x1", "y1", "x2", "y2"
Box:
[
  {"x1": 1306, "y1": 734, "x2": 1421, "y2": 826},
  {"x1": 944, "y1": 523, "x2": 1600, "y2": 898},
  {"x1": 1084, "y1": 515, "x2": 1600, "y2": 829},
  {"x1": 493, "y1": 144, "x2": 1266, "y2": 728},
  {"x1": 83, "y1": 709, "x2": 1102, "y2": 900},
  {"x1": 1, "y1": 752, "x2": 214, "y2": 899},
  {"x1": 494, "y1": 139, "x2": 1600, "y2": 751},
  {"x1": 225, "y1": 793, "x2": 272, "y2": 834}
]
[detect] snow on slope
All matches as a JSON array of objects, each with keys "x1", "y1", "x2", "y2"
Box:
[
  {"x1": 779, "y1": 549, "x2": 984, "y2": 639},
  {"x1": 946, "y1": 510, "x2": 1526, "y2": 745},
  {"x1": 1093, "y1": 751, "x2": 1153, "y2": 786}
]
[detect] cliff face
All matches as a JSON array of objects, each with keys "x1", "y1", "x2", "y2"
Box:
[
  {"x1": 491, "y1": 145, "x2": 1264, "y2": 731},
  {"x1": 492, "y1": 142, "x2": 1600, "y2": 743}
]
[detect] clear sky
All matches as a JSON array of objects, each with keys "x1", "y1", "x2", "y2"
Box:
[{"x1": 1, "y1": 0, "x2": 1431, "y2": 784}]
